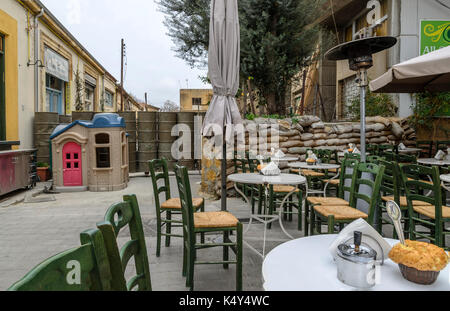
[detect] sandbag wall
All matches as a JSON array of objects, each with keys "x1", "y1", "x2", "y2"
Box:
[{"x1": 202, "y1": 115, "x2": 417, "y2": 198}]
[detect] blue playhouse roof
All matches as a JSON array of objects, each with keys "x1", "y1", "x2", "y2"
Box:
[{"x1": 50, "y1": 113, "x2": 126, "y2": 139}]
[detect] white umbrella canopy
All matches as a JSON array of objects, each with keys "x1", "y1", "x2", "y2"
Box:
[
  {"x1": 369, "y1": 46, "x2": 450, "y2": 93},
  {"x1": 202, "y1": 0, "x2": 243, "y2": 143}
]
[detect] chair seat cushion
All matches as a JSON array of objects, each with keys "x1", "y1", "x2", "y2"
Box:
[
  {"x1": 308, "y1": 197, "x2": 349, "y2": 206},
  {"x1": 161, "y1": 198, "x2": 204, "y2": 209},
  {"x1": 194, "y1": 211, "x2": 239, "y2": 228},
  {"x1": 314, "y1": 205, "x2": 368, "y2": 220},
  {"x1": 273, "y1": 185, "x2": 300, "y2": 193},
  {"x1": 407, "y1": 178, "x2": 433, "y2": 185},
  {"x1": 301, "y1": 170, "x2": 325, "y2": 177},
  {"x1": 324, "y1": 179, "x2": 340, "y2": 186},
  {"x1": 381, "y1": 196, "x2": 432, "y2": 208},
  {"x1": 413, "y1": 205, "x2": 450, "y2": 220}
]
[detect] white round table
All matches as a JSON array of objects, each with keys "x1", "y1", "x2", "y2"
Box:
[
  {"x1": 441, "y1": 174, "x2": 450, "y2": 192},
  {"x1": 262, "y1": 234, "x2": 450, "y2": 291},
  {"x1": 418, "y1": 158, "x2": 450, "y2": 166},
  {"x1": 398, "y1": 147, "x2": 422, "y2": 154},
  {"x1": 228, "y1": 173, "x2": 307, "y2": 258}
]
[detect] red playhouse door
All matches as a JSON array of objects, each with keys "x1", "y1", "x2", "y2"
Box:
[{"x1": 63, "y1": 142, "x2": 82, "y2": 187}]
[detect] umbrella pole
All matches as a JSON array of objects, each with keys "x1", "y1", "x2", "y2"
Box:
[
  {"x1": 358, "y1": 68, "x2": 368, "y2": 162},
  {"x1": 221, "y1": 131, "x2": 227, "y2": 211}
]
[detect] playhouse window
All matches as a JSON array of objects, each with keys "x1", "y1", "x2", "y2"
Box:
[
  {"x1": 95, "y1": 133, "x2": 110, "y2": 144},
  {"x1": 96, "y1": 147, "x2": 110, "y2": 168}
]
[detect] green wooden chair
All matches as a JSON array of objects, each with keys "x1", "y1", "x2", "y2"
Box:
[
  {"x1": 247, "y1": 158, "x2": 264, "y2": 215},
  {"x1": 268, "y1": 184, "x2": 303, "y2": 231},
  {"x1": 367, "y1": 155, "x2": 385, "y2": 164},
  {"x1": 98, "y1": 194, "x2": 152, "y2": 291},
  {"x1": 378, "y1": 144, "x2": 396, "y2": 156},
  {"x1": 367, "y1": 144, "x2": 379, "y2": 156},
  {"x1": 400, "y1": 164, "x2": 450, "y2": 249},
  {"x1": 309, "y1": 162, "x2": 385, "y2": 235},
  {"x1": 304, "y1": 158, "x2": 360, "y2": 236},
  {"x1": 149, "y1": 158, "x2": 204, "y2": 257},
  {"x1": 395, "y1": 153, "x2": 417, "y2": 164},
  {"x1": 377, "y1": 160, "x2": 410, "y2": 237},
  {"x1": 416, "y1": 140, "x2": 434, "y2": 158},
  {"x1": 9, "y1": 228, "x2": 119, "y2": 291},
  {"x1": 174, "y1": 165, "x2": 243, "y2": 291},
  {"x1": 381, "y1": 151, "x2": 396, "y2": 161}
]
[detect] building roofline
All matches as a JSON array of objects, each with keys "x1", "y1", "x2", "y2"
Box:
[{"x1": 20, "y1": 0, "x2": 117, "y2": 82}]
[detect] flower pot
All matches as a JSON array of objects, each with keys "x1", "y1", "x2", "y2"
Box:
[{"x1": 37, "y1": 167, "x2": 50, "y2": 182}]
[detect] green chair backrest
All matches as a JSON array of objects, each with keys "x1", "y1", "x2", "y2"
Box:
[
  {"x1": 174, "y1": 165, "x2": 196, "y2": 248},
  {"x1": 350, "y1": 162, "x2": 386, "y2": 225},
  {"x1": 247, "y1": 158, "x2": 260, "y2": 173},
  {"x1": 344, "y1": 153, "x2": 361, "y2": 161},
  {"x1": 379, "y1": 160, "x2": 401, "y2": 204},
  {"x1": 416, "y1": 140, "x2": 434, "y2": 158},
  {"x1": 234, "y1": 158, "x2": 248, "y2": 174},
  {"x1": 338, "y1": 158, "x2": 359, "y2": 201},
  {"x1": 9, "y1": 228, "x2": 116, "y2": 291},
  {"x1": 378, "y1": 144, "x2": 395, "y2": 156},
  {"x1": 400, "y1": 164, "x2": 442, "y2": 207},
  {"x1": 367, "y1": 155, "x2": 385, "y2": 164},
  {"x1": 381, "y1": 151, "x2": 396, "y2": 161},
  {"x1": 149, "y1": 159, "x2": 171, "y2": 210},
  {"x1": 395, "y1": 153, "x2": 417, "y2": 164},
  {"x1": 101, "y1": 195, "x2": 152, "y2": 291},
  {"x1": 367, "y1": 144, "x2": 379, "y2": 155}
]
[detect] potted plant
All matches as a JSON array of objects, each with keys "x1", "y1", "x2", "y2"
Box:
[{"x1": 36, "y1": 162, "x2": 51, "y2": 182}]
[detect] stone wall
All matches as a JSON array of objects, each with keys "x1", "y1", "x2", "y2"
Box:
[{"x1": 200, "y1": 115, "x2": 417, "y2": 199}]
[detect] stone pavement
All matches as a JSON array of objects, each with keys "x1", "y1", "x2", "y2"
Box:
[{"x1": 0, "y1": 174, "x2": 306, "y2": 291}]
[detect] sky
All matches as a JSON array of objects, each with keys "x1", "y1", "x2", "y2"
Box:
[{"x1": 40, "y1": 0, "x2": 209, "y2": 108}]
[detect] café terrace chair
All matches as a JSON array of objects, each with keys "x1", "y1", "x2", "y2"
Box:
[
  {"x1": 174, "y1": 165, "x2": 243, "y2": 291},
  {"x1": 416, "y1": 140, "x2": 434, "y2": 158},
  {"x1": 247, "y1": 158, "x2": 264, "y2": 215},
  {"x1": 149, "y1": 159, "x2": 204, "y2": 257},
  {"x1": 98, "y1": 194, "x2": 152, "y2": 291},
  {"x1": 400, "y1": 164, "x2": 450, "y2": 249},
  {"x1": 309, "y1": 162, "x2": 385, "y2": 235},
  {"x1": 8, "y1": 227, "x2": 124, "y2": 291},
  {"x1": 304, "y1": 157, "x2": 360, "y2": 236}
]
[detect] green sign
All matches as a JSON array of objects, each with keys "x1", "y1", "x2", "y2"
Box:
[{"x1": 420, "y1": 20, "x2": 450, "y2": 55}]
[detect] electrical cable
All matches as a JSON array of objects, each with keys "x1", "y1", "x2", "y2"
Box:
[{"x1": 329, "y1": 0, "x2": 341, "y2": 45}]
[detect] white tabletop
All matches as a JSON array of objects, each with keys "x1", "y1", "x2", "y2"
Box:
[
  {"x1": 262, "y1": 234, "x2": 450, "y2": 291},
  {"x1": 398, "y1": 148, "x2": 422, "y2": 154},
  {"x1": 288, "y1": 162, "x2": 341, "y2": 170},
  {"x1": 228, "y1": 173, "x2": 306, "y2": 186},
  {"x1": 418, "y1": 158, "x2": 450, "y2": 166},
  {"x1": 271, "y1": 156, "x2": 299, "y2": 162},
  {"x1": 441, "y1": 174, "x2": 450, "y2": 183}
]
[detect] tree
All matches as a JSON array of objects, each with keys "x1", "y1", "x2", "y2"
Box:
[
  {"x1": 157, "y1": 0, "x2": 331, "y2": 115},
  {"x1": 74, "y1": 67, "x2": 84, "y2": 112},
  {"x1": 161, "y1": 100, "x2": 180, "y2": 112}
]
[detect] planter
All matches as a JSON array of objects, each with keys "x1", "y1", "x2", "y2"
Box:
[{"x1": 37, "y1": 167, "x2": 51, "y2": 182}]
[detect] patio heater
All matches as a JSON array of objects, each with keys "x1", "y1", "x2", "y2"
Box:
[{"x1": 325, "y1": 36, "x2": 397, "y2": 162}]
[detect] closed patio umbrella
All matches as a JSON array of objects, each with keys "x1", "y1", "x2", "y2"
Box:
[
  {"x1": 203, "y1": 0, "x2": 243, "y2": 211},
  {"x1": 370, "y1": 46, "x2": 450, "y2": 93}
]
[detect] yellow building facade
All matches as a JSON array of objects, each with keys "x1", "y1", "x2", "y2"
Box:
[
  {"x1": 0, "y1": 0, "x2": 141, "y2": 149},
  {"x1": 180, "y1": 89, "x2": 213, "y2": 112}
]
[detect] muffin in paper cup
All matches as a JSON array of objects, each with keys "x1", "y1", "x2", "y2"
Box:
[{"x1": 389, "y1": 240, "x2": 449, "y2": 285}]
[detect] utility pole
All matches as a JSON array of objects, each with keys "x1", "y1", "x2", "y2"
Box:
[
  {"x1": 145, "y1": 92, "x2": 148, "y2": 111},
  {"x1": 120, "y1": 38, "x2": 125, "y2": 112}
]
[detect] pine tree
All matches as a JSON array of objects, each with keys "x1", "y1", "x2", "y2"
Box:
[{"x1": 157, "y1": 0, "x2": 332, "y2": 115}]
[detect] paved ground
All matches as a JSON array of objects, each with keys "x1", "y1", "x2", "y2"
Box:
[{"x1": 0, "y1": 174, "x2": 307, "y2": 291}]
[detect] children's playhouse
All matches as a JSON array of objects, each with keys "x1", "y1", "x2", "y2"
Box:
[{"x1": 50, "y1": 113, "x2": 129, "y2": 192}]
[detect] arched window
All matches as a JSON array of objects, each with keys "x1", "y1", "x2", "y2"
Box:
[{"x1": 95, "y1": 133, "x2": 110, "y2": 168}]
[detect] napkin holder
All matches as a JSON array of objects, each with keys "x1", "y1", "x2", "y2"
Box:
[
  {"x1": 329, "y1": 219, "x2": 391, "y2": 264},
  {"x1": 260, "y1": 162, "x2": 281, "y2": 176},
  {"x1": 435, "y1": 150, "x2": 446, "y2": 160},
  {"x1": 398, "y1": 143, "x2": 406, "y2": 150}
]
